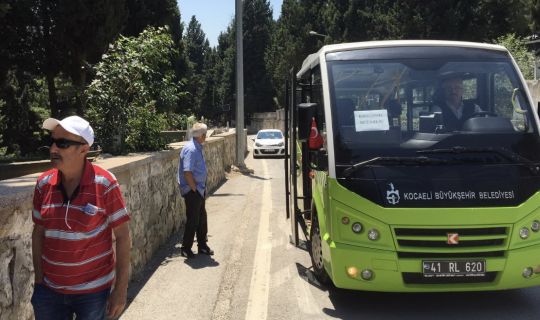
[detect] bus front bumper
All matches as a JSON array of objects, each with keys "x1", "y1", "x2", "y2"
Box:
[{"x1": 329, "y1": 242, "x2": 540, "y2": 292}]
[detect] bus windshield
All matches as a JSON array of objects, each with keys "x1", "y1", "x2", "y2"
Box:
[{"x1": 327, "y1": 51, "x2": 540, "y2": 168}]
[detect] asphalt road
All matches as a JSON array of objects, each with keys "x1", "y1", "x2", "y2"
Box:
[{"x1": 121, "y1": 138, "x2": 540, "y2": 320}]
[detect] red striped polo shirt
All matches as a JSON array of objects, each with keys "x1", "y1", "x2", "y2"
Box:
[{"x1": 32, "y1": 160, "x2": 130, "y2": 294}]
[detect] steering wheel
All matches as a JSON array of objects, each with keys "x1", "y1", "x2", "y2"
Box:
[{"x1": 470, "y1": 111, "x2": 497, "y2": 118}]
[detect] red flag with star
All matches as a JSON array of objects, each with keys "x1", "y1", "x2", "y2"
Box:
[{"x1": 308, "y1": 117, "x2": 323, "y2": 149}]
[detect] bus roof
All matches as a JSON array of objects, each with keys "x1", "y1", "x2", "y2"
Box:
[{"x1": 297, "y1": 40, "x2": 508, "y2": 78}]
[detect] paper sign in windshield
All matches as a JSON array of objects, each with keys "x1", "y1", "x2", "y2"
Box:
[{"x1": 354, "y1": 110, "x2": 389, "y2": 132}]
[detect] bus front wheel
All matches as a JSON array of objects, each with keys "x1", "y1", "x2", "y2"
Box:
[{"x1": 310, "y1": 213, "x2": 331, "y2": 285}]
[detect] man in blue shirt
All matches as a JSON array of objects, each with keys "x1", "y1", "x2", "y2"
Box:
[{"x1": 178, "y1": 123, "x2": 214, "y2": 258}]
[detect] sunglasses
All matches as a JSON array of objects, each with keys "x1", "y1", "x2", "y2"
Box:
[{"x1": 49, "y1": 138, "x2": 86, "y2": 149}]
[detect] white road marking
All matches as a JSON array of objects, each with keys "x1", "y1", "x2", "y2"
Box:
[{"x1": 245, "y1": 160, "x2": 272, "y2": 320}]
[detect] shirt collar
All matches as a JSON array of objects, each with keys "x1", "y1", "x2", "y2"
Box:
[
  {"x1": 50, "y1": 160, "x2": 95, "y2": 186},
  {"x1": 192, "y1": 138, "x2": 203, "y2": 150},
  {"x1": 446, "y1": 101, "x2": 464, "y2": 117}
]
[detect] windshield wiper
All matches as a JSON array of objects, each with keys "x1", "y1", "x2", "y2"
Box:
[
  {"x1": 342, "y1": 156, "x2": 448, "y2": 177},
  {"x1": 417, "y1": 146, "x2": 523, "y2": 162},
  {"x1": 417, "y1": 146, "x2": 540, "y2": 174}
]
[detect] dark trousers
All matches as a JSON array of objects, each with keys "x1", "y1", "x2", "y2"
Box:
[
  {"x1": 31, "y1": 284, "x2": 110, "y2": 320},
  {"x1": 182, "y1": 190, "x2": 208, "y2": 249}
]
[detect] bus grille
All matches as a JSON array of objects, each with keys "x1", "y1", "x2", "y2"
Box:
[
  {"x1": 393, "y1": 226, "x2": 510, "y2": 258},
  {"x1": 393, "y1": 226, "x2": 508, "y2": 284}
]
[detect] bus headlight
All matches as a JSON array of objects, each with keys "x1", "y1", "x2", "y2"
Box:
[
  {"x1": 368, "y1": 229, "x2": 380, "y2": 241},
  {"x1": 361, "y1": 269, "x2": 374, "y2": 280},
  {"x1": 523, "y1": 267, "x2": 533, "y2": 278},
  {"x1": 520, "y1": 227, "x2": 530, "y2": 239},
  {"x1": 531, "y1": 220, "x2": 540, "y2": 232},
  {"x1": 341, "y1": 216, "x2": 350, "y2": 225},
  {"x1": 352, "y1": 222, "x2": 363, "y2": 233}
]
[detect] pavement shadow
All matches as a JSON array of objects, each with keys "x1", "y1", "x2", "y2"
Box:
[
  {"x1": 126, "y1": 234, "x2": 221, "y2": 311},
  {"x1": 183, "y1": 254, "x2": 220, "y2": 269},
  {"x1": 245, "y1": 174, "x2": 271, "y2": 181},
  {"x1": 125, "y1": 232, "x2": 182, "y2": 308},
  {"x1": 294, "y1": 262, "x2": 327, "y2": 292}
]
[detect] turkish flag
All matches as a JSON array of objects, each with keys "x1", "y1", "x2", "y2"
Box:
[{"x1": 308, "y1": 117, "x2": 323, "y2": 149}]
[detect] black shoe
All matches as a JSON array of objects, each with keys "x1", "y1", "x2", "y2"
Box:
[
  {"x1": 180, "y1": 247, "x2": 195, "y2": 258},
  {"x1": 198, "y1": 246, "x2": 214, "y2": 255}
]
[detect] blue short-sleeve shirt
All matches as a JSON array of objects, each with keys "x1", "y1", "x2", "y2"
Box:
[{"x1": 177, "y1": 139, "x2": 207, "y2": 197}]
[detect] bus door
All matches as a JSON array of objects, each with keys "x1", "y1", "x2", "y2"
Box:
[{"x1": 285, "y1": 68, "x2": 313, "y2": 247}]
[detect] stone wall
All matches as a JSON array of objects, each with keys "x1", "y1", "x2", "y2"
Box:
[
  {"x1": 248, "y1": 109, "x2": 285, "y2": 134},
  {"x1": 0, "y1": 130, "x2": 241, "y2": 320},
  {"x1": 527, "y1": 80, "x2": 540, "y2": 107}
]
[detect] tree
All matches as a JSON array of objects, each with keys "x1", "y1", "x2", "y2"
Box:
[
  {"x1": 125, "y1": 0, "x2": 189, "y2": 74},
  {"x1": 266, "y1": 0, "x2": 320, "y2": 105},
  {"x1": 532, "y1": 0, "x2": 540, "y2": 33},
  {"x1": 183, "y1": 15, "x2": 211, "y2": 116},
  {"x1": 0, "y1": 0, "x2": 51, "y2": 155},
  {"x1": 32, "y1": 0, "x2": 128, "y2": 116},
  {"x1": 215, "y1": 27, "x2": 237, "y2": 119},
  {"x1": 496, "y1": 33, "x2": 536, "y2": 79},
  {"x1": 185, "y1": 16, "x2": 209, "y2": 74},
  {"x1": 85, "y1": 27, "x2": 185, "y2": 154},
  {"x1": 243, "y1": 0, "x2": 275, "y2": 114}
]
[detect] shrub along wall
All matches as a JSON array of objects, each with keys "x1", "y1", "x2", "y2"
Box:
[{"x1": 0, "y1": 130, "x2": 240, "y2": 319}]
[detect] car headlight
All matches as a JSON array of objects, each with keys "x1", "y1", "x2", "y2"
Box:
[
  {"x1": 277, "y1": 142, "x2": 284, "y2": 147},
  {"x1": 255, "y1": 142, "x2": 262, "y2": 147}
]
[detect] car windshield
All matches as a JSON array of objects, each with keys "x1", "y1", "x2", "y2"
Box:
[
  {"x1": 327, "y1": 47, "x2": 540, "y2": 167},
  {"x1": 257, "y1": 131, "x2": 283, "y2": 139}
]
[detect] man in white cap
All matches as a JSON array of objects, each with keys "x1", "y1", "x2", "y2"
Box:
[
  {"x1": 177, "y1": 122, "x2": 214, "y2": 258},
  {"x1": 31, "y1": 115, "x2": 131, "y2": 319}
]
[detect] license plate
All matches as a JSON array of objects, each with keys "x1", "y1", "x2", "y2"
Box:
[{"x1": 422, "y1": 260, "x2": 486, "y2": 278}]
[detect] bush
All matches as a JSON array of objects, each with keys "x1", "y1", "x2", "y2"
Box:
[
  {"x1": 125, "y1": 102, "x2": 166, "y2": 151},
  {"x1": 85, "y1": 26, "x2": 187, "y2": 154},
  {"x1": 496, "y1": 34, "x2": 536, "y2": 79}
]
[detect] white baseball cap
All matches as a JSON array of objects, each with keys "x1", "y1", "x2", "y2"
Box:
[{"x1": 43, "y1": 116, "x2": 95, "y2": 146}]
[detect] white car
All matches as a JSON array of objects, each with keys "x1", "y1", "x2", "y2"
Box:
[{"x1": 252, "y1": 129, "x2": 285, "y2": 158}]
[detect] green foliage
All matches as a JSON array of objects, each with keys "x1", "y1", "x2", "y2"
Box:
[
  {"x1": 184, "y1": 16, "x2": 212, "y2": 116},
  {"x1": 125, "y1": 102, "x2": 166, "y2": 151},
  {"x1": 163, "y1": 112, "x2": 194, "y2": 130},
  {"x1": 85, "y1": 26, "x2": 185, "y2": 154},
  {"x1": 495, "y1": 33, "x2": 536, "y2": 79},
  {"x1": 243, "y1": 0, "x2": 275, "y2": 114},
  {"x1": 0, "y1": 71, "x2": 49, "y2": 156}
]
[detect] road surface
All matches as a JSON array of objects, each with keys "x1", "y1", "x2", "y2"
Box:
[{"x1": 121, "y1": 138, "x2": 540, "y2": 320}]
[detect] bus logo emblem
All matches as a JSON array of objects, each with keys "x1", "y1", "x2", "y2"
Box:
[
  {"x1": 386, "y1": 183, "x2": 400, "y2": 205},
  {"x1": 447, "y1": 233, "x2": 459, "y2": 245}
]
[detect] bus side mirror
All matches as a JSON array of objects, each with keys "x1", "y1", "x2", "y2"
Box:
[
  {"x1": 298, "y1": 102, "x2": 317, "y2": 140},
  {"x1": 309, "y1": 149, "x2": 328, "y2": 171}
]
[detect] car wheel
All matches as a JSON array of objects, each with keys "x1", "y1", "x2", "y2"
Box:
[{"x1": 309, "y1": 212, "x2": 331, "y2": 285}]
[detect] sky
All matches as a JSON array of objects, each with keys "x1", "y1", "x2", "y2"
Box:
[{"x1": 179, "y1": 0, "x2": 283, "y2": 47}]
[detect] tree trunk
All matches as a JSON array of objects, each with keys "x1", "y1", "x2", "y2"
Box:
[
  {"x1": 71, "y1": 50, "x2": 87, "y2": 115},
  {"x1": 46, "y1": 72, "x2": 59, "y2": 118}
]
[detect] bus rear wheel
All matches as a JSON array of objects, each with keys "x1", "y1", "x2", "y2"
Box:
[{"x1": 309, "y1": 213, "x2": 331, "y2": 285}]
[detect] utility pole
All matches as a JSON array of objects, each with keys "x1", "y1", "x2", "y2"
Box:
[{"x1": 235, "y1": 0, "x2": 245, "y2": 167}]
